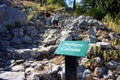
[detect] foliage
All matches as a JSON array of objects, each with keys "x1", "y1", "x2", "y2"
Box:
[
  {"x1": 87, "y1": 8, "x2": 106, "y2": 20},
  {"x1": 43, "y1": 0, "x2": 66, "y2": 7},
  {"x1": 89, "y1": 44, "x2": 120, "y2": 63},
  {"x1": 28, "y1": 14, "x2": 34, "y2": 21},
  {"x1": 79, "y1": 0, "x2": 120, "y2": 20},
  {"x1": 72, "y1": 3, "x2": 85, "y2": 16},
  {"x1": 47, "y1": 0, "x2": 56, "y2": 4},
  {"x1": 58, "y1": 0, "x2": 67, "y2": 7},
  {"x1": 102, "y1": 14, "x2": 120, "y2": 33}
]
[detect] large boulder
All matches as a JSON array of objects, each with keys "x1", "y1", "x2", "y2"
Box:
[
  {"x1": 0, "y1": 24, "x2": 7, "y2": 33},
  {"x1": 0, "y1": 0, "x2": 11, "y2": 6},
  {"x1": 0, "y1": 5, "x2": 27, "y2": 26},
  {"x1": 106, "y1": 60, "x2": 118, "y2": 70},
  {"x1": 0, "y1": 72, "x2": 25, "y2": 80}
]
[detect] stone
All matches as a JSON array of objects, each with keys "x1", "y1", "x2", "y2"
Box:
[
  {"x1": 115, "y1": 45, "x2": 120, "y2": 56},
  {"x1": 96, "y1": 42, "x2": 112, "y2": 49},
  {"x1": 0, "y1": 32, "x2": 13, "y2": 41},
  {"x1": 64, "y1": 35, "x2": 73, "y2": 40},
  {"x1": 82, "y1": 69, "x2": 92, "y2": 79},
  {"x1": 35, "y1": 64, "x2": 44, "y2": 71},
  {"x1": 94, "y1": 57, "x2": 103, "y2": 67},
  {"x1": 51, "y1": 56, "x2": 64, "y2": 65},
  {"x1": 44, "y1": 39, "x2": 56, "y2": 46},
  {"x1": 0, "y1": 24, "x2": 7, "y2": 33},
  {"x1": 5, "y1": 59, "x2": 15, "y2": 65},
  {"x1": 81, "y1": 57, "x2": 89, "y2": 65},
  {"x1": 23, "y1": 62, "x2": 32, "y2": 68},
  {"x1": 12, "y1": 49, "x2": 32, "y2": 59},
  {"x1": 116, "y1": 65, "x2": 120, "y2": 74},
  {"x1": 0, "y1": 62, "x2": 4, "y2": 68},
  {"x1": 0, "y1": 5, "x2": 27, "y2": 26},
  {"x1": 102, "y1": 38, "x2": 109, "y2": 42},
  {"x1": 21, "y1": 35, "x2": 32, "y2": 44},
  {"x1": 87, "y1": 28, "x2": 96, "y2": 36},
  {"x1": 0, "y1": 0, "x2": 7, "y2": 4},
  {"x1": 103, "y1": 75, "x2": 108, "y2": 80},
  {"x1": 93, "y1": 26, "x2": 99, "y2": 33},
  {"x1": 101, "y1": 66, "x2": 108, "y2": 75},
  {"x1": 0, "y1": 72, "x2": 25, "y2": 80},
  {"x1": 103, "y1": 34, "x2": 111, "y2": 40},
  {"x1": 87, "y1": 44, "x2": 94, "y2": 54},
  {"x1": 34, "y1": 45, "x2": 57, "y2": 59},
  {"x1": 11, "y1": 36, "x2": 22, "y2": 44},
  {"x1": 60, "y1": 30, "x2": 72, "y2": 39},
  {"x1": 15, "y1": 59, "x2": 25, "y2": 65},
  {"x1": 87, "y1": 19, "x2": 93, "y2": 25},
  {"x1": 107, "y1": 70, "x2": 116, "y2": 80},
  {"x1": 31, "y1": 62, "x2": 38, "y2": 68},
  {"x1": 109, "y1": 32, "x2": 116, "y2": 40},
  {"x1": 52, "y1": 65, "x2": 60, "y2": 73},
  {"x1": 12, "y1": 65, "x2": 24, "y2": 72},
  {"x1": 86, "y1": 35, "x2": 98, "y2": 43},
  {"x1": 25, "y1": 67, "x2": 34, "y2": 76},
  {"x1": 12, "y1": 28, "x2": 24, "y2": 37},
  {"x1": 43, "y1": 74, "x2": 52, "y2": 80},
  {"x1": 78, "y1": 19, "x2": 87, "y2": 28},
  {"x1": 117, "y1": 75, "x2": 120, "y2": 80},
  {"x1": 0, "y1": 52, "x2": 8, "y2": 62},
  {"x1": 0, "y1": 40, "x2": 10, "y2": 47},
  {"x1": 106, "y1": 60, "x2": 118, "y2": 70},
  {"x1": 78, "y1": 65, "x2": 86, "y2": 79},
  {"x1": 92, "y1": 20, "x2": 100, "y2": 26},
  {"x1": 44, "y1": 67, "x2": 52, "y2": 74},
  {"x1": 58, "y1": 64, "x2": 65, "y2": 80},
  {"x1": 27, "y1": 72, "x2": 43, "y2": 80},
  {"x1": 94, "y1": 67, "x2": 103, "y2": 78}
]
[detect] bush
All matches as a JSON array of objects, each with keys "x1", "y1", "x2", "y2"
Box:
[
  {"x1": 102, "y1": 14, "x2": 120, "y2": 33},
  {"x1": 73, "y1": 7, "x2": 85, "y2": 16},
  {"x1": 88, "y1": 8, "x2": 106, "y2": 20}
]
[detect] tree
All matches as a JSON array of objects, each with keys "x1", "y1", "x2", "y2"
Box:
[
  {"x1": 82, "y1": 0, "x2": 120, "y2": 19},
  {"x1": 67, "y1": 0, "x2": 76, "y2": 11},
  {"x1": 73, "y1": 0, "x2": 76, "y2": 11}
]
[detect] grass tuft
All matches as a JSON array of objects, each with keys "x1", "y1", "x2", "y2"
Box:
[{"x1": 102, "y1": 14, "x2": 120, "y2": 33}]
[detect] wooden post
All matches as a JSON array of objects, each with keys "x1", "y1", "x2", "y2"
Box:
[{"x1": 65, "y1": 56, "x2": 77, "y2": 80}]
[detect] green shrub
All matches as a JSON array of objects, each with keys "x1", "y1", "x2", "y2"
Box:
[
  {"x1": 88, "y1": 8, "x2": 106, "y2": 20},
  {"x1": 102, "y1": 14, "x2": 120, "y2": 33},
  {"x1": 73, "y1": 7, "x2": 85, "y2": 16}
]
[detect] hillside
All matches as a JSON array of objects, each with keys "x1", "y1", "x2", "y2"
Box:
[{"x1": 0, "y1": 0, "x2": 120, "y2": 80}]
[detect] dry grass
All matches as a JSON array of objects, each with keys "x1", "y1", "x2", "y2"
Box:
[
  {"x1": 22, "y1": 1, "x2": 63, "y2": 11},
  {"x1": 22, "y1": 1, "x2": 45, "y2": 10},
  {"x1": 22, "y1": 1, "x2": 63, "y2": 20},
  {"x1": 102, "y1": 14, "x2": 120, "y2": 33}
]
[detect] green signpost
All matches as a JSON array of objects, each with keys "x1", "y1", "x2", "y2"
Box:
[
  {"x1": 55, "y1": 41, "x2": 88, "y2": 57},
  {"x1": 55, "y1": 41, "x2": 89, "y2": 80}
]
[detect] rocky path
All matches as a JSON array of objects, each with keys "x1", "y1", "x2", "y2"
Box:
[{"x1": 0, "y1": 2, "x2": 120, "y2": 80}]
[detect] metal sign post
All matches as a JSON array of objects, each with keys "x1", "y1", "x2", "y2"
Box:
[{"x1": 65, "y1": 56, "x2": 77, "y2": 80}]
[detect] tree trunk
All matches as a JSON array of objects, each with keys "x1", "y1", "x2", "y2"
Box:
[{"x1": 73, "y1": 0, "x2": 76, "y2": 11}]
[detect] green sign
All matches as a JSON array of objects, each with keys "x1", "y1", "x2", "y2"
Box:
[{"x1": 55, "y1": 41, "x2": 89, "y2": 57}]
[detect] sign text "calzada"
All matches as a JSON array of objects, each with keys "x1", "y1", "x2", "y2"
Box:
[{"x1": 55, "y1": 41, "x2": 89, "y2": 57}]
